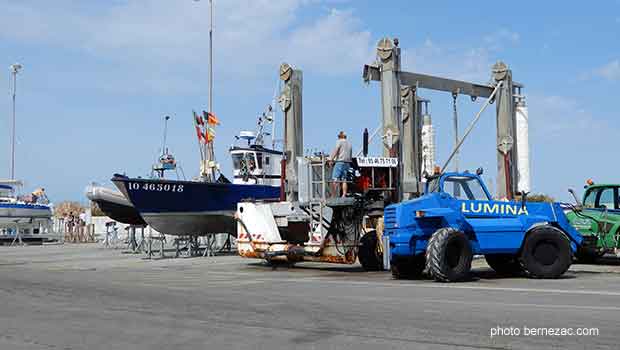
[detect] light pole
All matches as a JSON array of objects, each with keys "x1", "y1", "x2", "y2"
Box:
[{"x1": 9, "y1": 63, "x2": 23, "y2": 180}]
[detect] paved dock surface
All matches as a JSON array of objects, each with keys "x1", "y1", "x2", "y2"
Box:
[{"x1": 1, "y1": 244, "x2": 619, "y2": 350}]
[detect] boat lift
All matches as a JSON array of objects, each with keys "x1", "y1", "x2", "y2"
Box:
[
  {"x1": 363, "y1": 37, "x2": 529, "y2": 200},
  {"x1": 236, "y1": 37, "x2": 531, "y2": 267}
]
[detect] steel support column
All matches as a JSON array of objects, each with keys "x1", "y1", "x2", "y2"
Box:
[
  {"x1": 363, "y1": 38, "x2": 406, "y2": 201},
  {"x1": 493, "y1": 61, "x2": 518, "y2": 199},
  {"x1": 401, "y1": 86, "x2": 423, "y2": 198},
  {"x1": 279, "y1": 63, "x2": 303, "y2": 202}
]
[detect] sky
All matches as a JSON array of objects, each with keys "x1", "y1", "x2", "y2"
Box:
[{"x1": 0, "y1": 0, "x2": 619, "y2": 203}]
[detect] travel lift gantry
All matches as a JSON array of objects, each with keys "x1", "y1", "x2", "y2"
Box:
[{"x1": 235, "y1": 37, "x2": 530, "y2": 268}]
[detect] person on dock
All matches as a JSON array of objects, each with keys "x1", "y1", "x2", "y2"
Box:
[{"x1": 329, "y1": 131, "x2": 353, "y2": 197}]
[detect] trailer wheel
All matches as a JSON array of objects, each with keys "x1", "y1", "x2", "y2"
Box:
[
  {"x1": 521, "y1": 226, "x2": 571, "y2": 279},
  {"x1": 391, "y1": 255, "x2": 425, "y2": 279},
  {"x1": 484, "y1": 254, "x2": 523, "y2": 276},
  {"x1": 358, "y1": 230, "x2": 383, "y2": 271},
  {"x1": 426, "y1": 228, "x2": 472, "y2": 282}
]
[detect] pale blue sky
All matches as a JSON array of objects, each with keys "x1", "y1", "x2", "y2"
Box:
[{"x1": 1, "y1": 0, "x2": 619, "y2": 203}]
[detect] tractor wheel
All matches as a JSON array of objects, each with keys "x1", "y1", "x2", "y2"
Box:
[
  {"x1": 520, "y1": 226, "x2": 571, "y2": 279},
  {"x1": 391, "y1": 255, "x2": 426, "y2": 279},
  {"x1": 358, "y1": 230, "x2": 383, "y2": 271},
  {"x1": 426, "y1": 228, "x2": 473, "y2": 282},
  {"x1": 484, "y1": 254, "x2": 523, "y2": 276}
]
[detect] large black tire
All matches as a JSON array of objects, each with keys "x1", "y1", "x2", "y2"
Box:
[
  {"x1": 426, "y1": 228, "x2": 473, "y2": 282},
  {"x1": 358, "y1": 230, "x2": 383, "y2": 271},
  {"x1": 520, "y1": 226, "x2": 571, "y2": 279},
  {"x1": 484, "y1": 254, "x2": 523, "y2": 276},
  {"x1": 391, "y1": 255, "x2": 426, "y2": 279}
]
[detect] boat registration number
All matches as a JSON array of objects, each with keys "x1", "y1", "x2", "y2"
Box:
[{"x1": 128, "y1": 182, "x2": 184, "y2": 193}]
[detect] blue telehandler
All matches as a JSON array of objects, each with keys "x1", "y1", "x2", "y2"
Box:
[{"x1": 384, "y1": 170, "x2": 583, "y2": 282}]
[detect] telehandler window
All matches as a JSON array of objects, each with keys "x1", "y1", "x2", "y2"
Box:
[{"x1": 443, "y1": 176, "x2": 490, "y2": 201}]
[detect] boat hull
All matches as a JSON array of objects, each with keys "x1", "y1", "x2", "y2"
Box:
[
  {"x1": 0, "y1": 203, "x2": 53, "y2": 226},
  {"x1": 112, "y1": 175, "x2": 280, "y2": 236},
  {"x1": 86, "y1": 186, "x2": 146, "y2": 226}
]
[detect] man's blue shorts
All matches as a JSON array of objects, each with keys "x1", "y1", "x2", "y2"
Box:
[{"x1": 332, "y1": 161, "x2": 350, "y2": 181}]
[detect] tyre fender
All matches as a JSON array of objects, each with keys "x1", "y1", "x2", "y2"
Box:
[{"x1": 523, "y1": 222, "x2": 569, "y2": 240}]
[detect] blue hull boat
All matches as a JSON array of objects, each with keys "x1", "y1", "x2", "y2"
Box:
[{"x1": 112, "y1": 175, "x2": 280, "y2": 236}]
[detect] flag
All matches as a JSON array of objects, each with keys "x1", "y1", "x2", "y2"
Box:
[
  {"x1": 195, "y1": 125, "x2": 204, "y2": 143},
  {"x1": 203, "y1": 110, "x2": 220, "y2": 125},
  {"x1": 207, "y1": 125, "x2": 216, "y2": 138},
  {"x1": 194, "y1": 111, "x2": 204, "y2": 126},
  {"x1": 208, "y1": 113, "x2": 219, "y2": 125},
  {"x1": 204, "y1": 126, "x2": 216, "y2": 143}
]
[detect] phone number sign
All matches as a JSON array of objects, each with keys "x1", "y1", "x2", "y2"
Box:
[{"x1": 356, "y1": 157, "x2": 398, "y2": 168}]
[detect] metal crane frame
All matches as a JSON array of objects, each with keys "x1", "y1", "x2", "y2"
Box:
[{"x1": 363, "y1": 37, "x2": 524, "y2": 200}]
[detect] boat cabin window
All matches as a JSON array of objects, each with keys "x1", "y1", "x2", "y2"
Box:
[
  {"x1": 256, "y1": 153, "x2": 263, "y2": 169},
  {"x1": 232, "y1": 154, "x2": 243, "y2": 170},
  {"x1": 0, "y1": 186, "x2": 14, "y2": 203},
  {"x1": 232, "y1": 152, "x2": 260, "y2": 171},
  {"x1": 265, "y1": 156, "x2": 270, "y2": 165}
]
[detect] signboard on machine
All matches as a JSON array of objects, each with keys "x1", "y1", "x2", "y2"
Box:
[{"x1": 356, "y1": 157, "x2": 398, "y2": 168}]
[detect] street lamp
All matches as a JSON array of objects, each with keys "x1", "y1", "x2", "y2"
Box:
[{"x1": 9, "y1": 63, "x2": 23, "y2": 180}]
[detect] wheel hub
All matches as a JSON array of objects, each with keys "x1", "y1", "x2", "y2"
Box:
[
  {"x1": 446, "y1": 241, "x2": 463, "y2": 268},
  {"x1": 533, "y1": 241, "x2": 558, "y2": 266}
]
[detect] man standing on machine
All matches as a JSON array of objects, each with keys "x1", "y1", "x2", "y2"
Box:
[{"x1": 329, "y1": 131, "x2": 353, "y2": 197}]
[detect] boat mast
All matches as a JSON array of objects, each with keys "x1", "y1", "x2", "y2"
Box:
[
  {"x1": 162, "y1": 115, "x2": 170, "y2": 156},
  {"x1": 198, "y1": 0, "x2": 217, "y2": 182},
  {"x1": 208, "y1": 0, "x2": 213, "y2": 118},
  {"x1": 207, "y1": 0, "x2": 216, "y2": 181},
  {"x1": 9, "y1": 63, "x2": 22, "y2": 180}
]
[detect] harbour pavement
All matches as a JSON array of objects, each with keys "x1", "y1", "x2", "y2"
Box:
[{"x1": 0, "y1": 244, "x2": 619, "y2": 349}]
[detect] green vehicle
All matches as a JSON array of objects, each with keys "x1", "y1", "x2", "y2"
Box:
[{"x1": 566, "y1": 181, "x2": 620, "y2": 262}]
